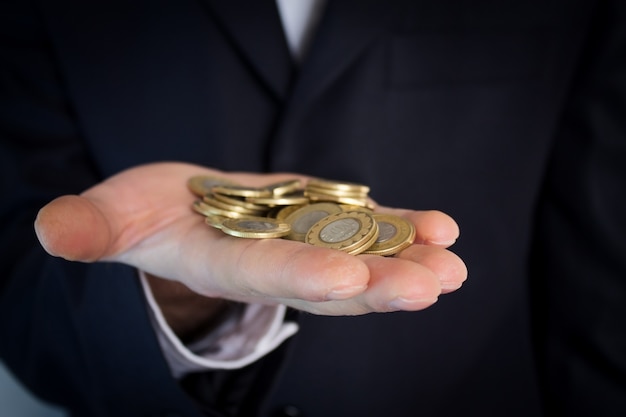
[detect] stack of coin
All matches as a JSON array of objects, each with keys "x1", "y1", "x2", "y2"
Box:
[
  {"x1": 304, "y1": 179, "x2": 371, "y2": 208},
  {"x1": 187, "y1": 175, "x2": 416, "y2": 256},
  {"x1": 306, "y1": 210, "x2": 380, "y2": 255}
]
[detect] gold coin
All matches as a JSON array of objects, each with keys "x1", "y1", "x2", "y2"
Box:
[
  {"x1": 246, "y1": 190, "x2": 309, "y2": 207},
  {"x1": 263, "y1": 179, "x2": 303, "y2": 196},
  {"x1": 192, "y1": 200, "x2": 249, "y2": 219},
  {"x1": 272, "y1": 204, "x2": 307, "y2": 220},
  {"x1": 306, "y1": 178, "x2": 370, "y2": 195},
  {"x1": 203, "y1": 193, "x2": 266, "y2": 215},
  {"x1": 187, "y1": 175, "x2": 237, "y2": 197},
  {"x1": 306, "y1": 211, "x2": 379, "y2": 255},
  {"x1": 220, "y1": 217, "x2": 291, "y2": 239},
  {"x1": 304, "y1": 186, "x2": 368, "y2": 199},
  {"x1": 339, "y1": 204, "x2": 374, "y2": 213},
  {"x1": 305, "y1": 189, "x2": 367, "y2": 200},
  {"x1": 363, "y1": 214, "x2": 416, "y2": 256},
  {"x1": 283, "y1": 202, "x2": 343, "y2": 242},
  {"x1": 192, "y1": 200, "x2": 213, "y2": 216},
  {"x1": 212, "y1": 184, "x2": 273, "y2": 198},
  {"x1": 212, "y1": 192, "x2": 269, "y2": 212},
  {"x1": 306, "y1": 192, "x2": 371, "y2": 208},
  {"x1": 205, "y1": 214, "x2": 226, "y2": 229},
  {"x1": 350, "y1": 220, "x2": 380, "y2": 255}
]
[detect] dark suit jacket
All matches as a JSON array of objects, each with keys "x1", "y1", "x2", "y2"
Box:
[{"x1": 1, "y1": 0, "x2": 625, "y2": 416}]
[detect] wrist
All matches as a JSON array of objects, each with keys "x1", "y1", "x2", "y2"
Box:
[{"x1": 145, "y1": 273, "x2": 235, "y2": 344}]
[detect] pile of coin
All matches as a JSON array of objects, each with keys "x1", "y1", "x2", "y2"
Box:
[{"x1": 187, "y1": 175, "x2": 416, "y2": 256}]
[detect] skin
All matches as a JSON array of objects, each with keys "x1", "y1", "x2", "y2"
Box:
[{"x1": 34, "y1": 162, "x2": 467, "y2": 339}]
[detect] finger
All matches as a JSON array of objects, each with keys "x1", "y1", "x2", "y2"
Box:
[
  {"x1": 397, "y1": 244, "x2": 468, "y2": 293},
  {"x1": 34, "y1": 195, "x2": 113, "y2": 262},
  {"x1": 358, "y1": 254, "x2": 442, "y2": 311},
  {"x1": 377, "y1": 207, "x2": 460, "y2": 247},
  {"x1": 179, "y1": 231, "x2": 371, "y2": 303},
  {"x1": 278, "y1": 253, "x2": 442, "y2": 316},
  {"x1": 33, "y1": 163, "x2": 307, "y2": 263}
]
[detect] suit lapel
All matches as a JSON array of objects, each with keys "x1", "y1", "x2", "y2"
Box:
[
  {"x1": 201, "y1": 0, "x2": 295, "y2": 100},
  {"x1": 284, "y1": 0, "x2": 396, "y2": 118},
  {"x1": 201, "y1": 0, "x2": 396, "y2": 112}
]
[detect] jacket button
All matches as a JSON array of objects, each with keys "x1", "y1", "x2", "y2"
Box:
[{"x1": 273, "y1": 405, "x2": 303, "y2": 417}]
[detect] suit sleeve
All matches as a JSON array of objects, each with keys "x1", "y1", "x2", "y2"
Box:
[
  {"x1": 532, "y1": 1, "x2": 626, "y2": 414},
  {"x1": 0, "y1": 2, "x2": 295, "y2": 416},
  {"x1": 0, "y1": 2, "x2": 208, "y2": 416},
  {"x1": 0, "y1": 1, "x2": 172, "y2": 412}
]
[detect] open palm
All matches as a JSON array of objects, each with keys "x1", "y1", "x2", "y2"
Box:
[{"x1": 35, "y1": 162, "x2": 467, "y2": 315}]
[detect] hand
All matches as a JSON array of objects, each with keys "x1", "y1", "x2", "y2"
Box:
[{"x1": 34, "y1": 162, "x2": 467, "y2": 316}]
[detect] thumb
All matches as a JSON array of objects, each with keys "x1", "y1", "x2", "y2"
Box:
[{"x1": 34, "y1": 195, "x2": 113, "y2": 262}]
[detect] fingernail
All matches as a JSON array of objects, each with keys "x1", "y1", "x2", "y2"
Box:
[
  {"x1": 325, "y1": 284, "x2": 368, "y2": 301},
  {"x1": 441, "y1": 280, "x2": 464, "y2": 290},
  {"x1": 425, "y1": 238, "x2": 457, "y2": 246},
  {"x1": 388, "y1": 297, "x2": 438, "y2": 311}
]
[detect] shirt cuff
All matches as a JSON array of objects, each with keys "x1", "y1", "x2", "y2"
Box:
[{"x1": 139, "y1": 271, "x2": 299, "y2": 379}]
